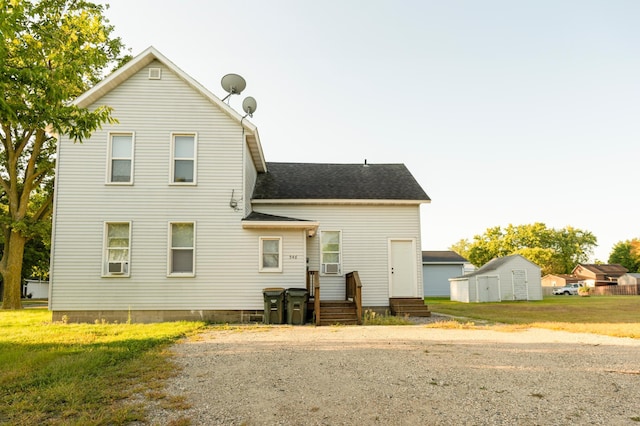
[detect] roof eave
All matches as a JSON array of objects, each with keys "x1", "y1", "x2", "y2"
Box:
[
  {"x1": 241, "y1": 220, "x2": 320, "y2": 236},
  {"x1": 251, "y1": 199, "x2": 431, "y2": 205}
]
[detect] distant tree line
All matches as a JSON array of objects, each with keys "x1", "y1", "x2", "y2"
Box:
[
  {"x1": 450, "y1": 223, "x2": 597, "y2": 275},
  {"x1": 608, "y1": 239, "x2": 640, "y2": 273}
]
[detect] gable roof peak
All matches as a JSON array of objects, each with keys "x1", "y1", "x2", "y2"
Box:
[{"x1": 72, "y1": 46, "x2": 266, "y2": 172}]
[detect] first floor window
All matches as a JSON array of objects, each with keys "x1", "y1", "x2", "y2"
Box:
[
  {"x1": 321, "y1": 230, "x2": 341, "y2": 275},
  {"x1": 171, "y1": 134, "x2": 196, "y2": 183},
  {"x1": 169, "y1": 222, "x2": 195, "y2": 276},
  {"x1": 259, "y1": 237, "x2": 282, "y2": 272},
  {"x1": 108, "y1": 133, "x2": 134, "y2": 184},
  {"x1": 104, "y1": 222, "x2": 131, "y2": 276}
]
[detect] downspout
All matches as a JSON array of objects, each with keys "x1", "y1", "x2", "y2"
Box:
[{"x1": 241, "y1": 119, "x2": 246, "y2": 216}]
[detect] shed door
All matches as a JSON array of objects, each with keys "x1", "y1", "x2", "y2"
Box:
[
  {"x1": 389, "y1": 239, "x2": 417, "y2": 297},
  {"x1": 477, "y1": 276, "x2": 500, "y2": 302},
  {"x1": 512, "y1": 269, "x2": 528, "y2": 300}
]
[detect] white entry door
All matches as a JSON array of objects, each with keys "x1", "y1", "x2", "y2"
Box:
[{"x1": 389, "y1": 239, "x2": 417, "y2": 297}]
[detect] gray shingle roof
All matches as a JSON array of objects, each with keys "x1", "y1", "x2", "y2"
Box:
[
  {"x1": 453, "y1": 254, "x2": 538, "y2": 279},
  {"x1": 252, "y1": 162, "x2": 430, "y2": 201},
  {"x1": 422, "y1": 251, "x2": 468, "y2": 263}
]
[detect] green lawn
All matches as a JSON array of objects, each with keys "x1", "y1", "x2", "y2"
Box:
[
  {"x1": 425, "y1": 296, "x2": 640, "y2": 338},
  {"x1": 0, "y1": 309, "x2": 205, "y2": 425}
]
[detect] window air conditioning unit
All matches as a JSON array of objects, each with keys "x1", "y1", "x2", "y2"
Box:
[
  {"x1": 322, "y1": 263, "x2": 340, "y2": 274},
  {"x1": 108, "y1": 262, "x2": 126, "y2": 274}
]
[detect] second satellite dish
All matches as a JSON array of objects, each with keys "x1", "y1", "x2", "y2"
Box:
[
  {"x1": 221, "y1": 74, "x2": 246, "y2": 101},
  {"x1": 242, "y1": 97, "x2": 257, "y2": 117}
]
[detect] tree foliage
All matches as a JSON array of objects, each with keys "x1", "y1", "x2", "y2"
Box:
[
  {"x1": 608, "y1": 239, "x2": 640, "y2": 273},
  {"x1": 0, "y1": 0, "x2": 125, "y2": 308},
  {"x1": 450, "y1": 223, "x2": 597, "y2": 275}
]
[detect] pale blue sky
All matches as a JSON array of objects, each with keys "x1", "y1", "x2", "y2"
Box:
[{"x1": 101, "y1": 0, "x2": 640, "y2": 261}]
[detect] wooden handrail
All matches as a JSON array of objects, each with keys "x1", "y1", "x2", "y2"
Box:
[
  {"x1": 309, "y1": 271, "x2": 321, "y2": 326},
  {"x1": 346, "y1": 271, "x2": 363, "y2": 325}
]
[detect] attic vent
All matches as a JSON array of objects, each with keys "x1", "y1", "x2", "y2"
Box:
[{"x1": 148, "y1": 68, "x2": 161, "y2": 80}]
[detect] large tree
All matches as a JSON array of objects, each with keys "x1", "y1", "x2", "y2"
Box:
[
  {"x1": 450, "y1": 223, "x2": 597, "y2": 275},
  {"x1": 608, "y1": 239, "x2": 640, "y2": 272},
  {"x1": 0, "y1": 0, "x2": 125, "y2": 309}
]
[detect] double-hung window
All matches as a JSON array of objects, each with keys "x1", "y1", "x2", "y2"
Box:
[
  {"x1": 321, "y1": 230, "x2": 341, "y2": 275},
  {"x1": 168, "y1": 222, "x2": 195, "y2": 276},
  {"x1": 171, "y1": 134, "x2": 196, "y2": 184},
  {"x1": 259, "y1": 237, "x2": 282, "y2": 272},
  {"x1": 103, "y1": 222, "x2": 131, "y2": 276},
  {"x1": 108, "y1": 133, "x2": 134, "y2": 184}
]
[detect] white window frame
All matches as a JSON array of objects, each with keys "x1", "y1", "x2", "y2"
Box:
[
  {"x1": 170, "y1": 133, "x2": 197, "y2": 185},
  {"x1": 320, "y1": 230, "x2": 342, "y2": 276},
  {"x1": 167, "y1": 221, "x2": 196, "y2": 277},
  {"x1": 102, "y1": 221, "x2": 132, "y2": 277},
  {"x1": 259, "y1": 236, "x2": 282, "y2": 273},
  {"x1": 106, "y1": 132, "x2": 134, "y2": 185}
]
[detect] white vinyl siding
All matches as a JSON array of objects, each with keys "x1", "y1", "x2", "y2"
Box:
[
  {"x1": 51, "y1": 60, "x2": 299, "y2": 311},
  {"x1": 259, "y1": 237, "x2": 282, "y2": 272},
  {"x1": 49, "y1": 57, "x2": 425, "y2": 313},
  {"x1": 107, "y1": 133, "x2": 134, "y2": 184},
  {"x1": 103, "y1": 222, "x2": 131, "y2": 277},
  {"x1": 170, "y1": 133, "x2": 196, "y2": 184},
  {"x1": 255, "y1": 204, "x2": 423, "y2": 305},
  {"x1": 168, "y1": 222, "x2": 195, "y2": 276}
]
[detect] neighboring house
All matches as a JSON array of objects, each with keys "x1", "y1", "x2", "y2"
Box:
[
  {"x1": 49, "y1": 47, "x2": 431, "y2": 323},
  {"x1": 617, "y1": 273, "x2": 640, "y2": 286},
  {"x1": 448, "y1": 254, "x2": 542, "y2": 303},
  {"x1": 541, "y1": 274, "x2": 582, "y2": 288},
  {"x1": 422, "y1": 251, "x2": 468, "y2": 297},
  {"x1": 572, "y1": 264, "x2": 628, "y2": 286}
]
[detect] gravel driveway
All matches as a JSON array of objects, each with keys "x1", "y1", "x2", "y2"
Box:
[{"x1": 145, "y1": 319, "x2": 640, "y2": 425}]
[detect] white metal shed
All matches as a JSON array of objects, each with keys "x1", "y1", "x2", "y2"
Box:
[
  {"x1": 448, "y1": 254, "x2": 542, "y2": 303},
  {"x1": 618, "y1": 273, "x2": 640, "y2": 285}
]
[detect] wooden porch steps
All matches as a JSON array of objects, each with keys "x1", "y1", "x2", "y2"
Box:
[
  {"x1": 318, "y1": 300, "x2": 359, "y2": 326},
  {"x1": 389, "y1": 297, "x2": 431, "y2": 317}
]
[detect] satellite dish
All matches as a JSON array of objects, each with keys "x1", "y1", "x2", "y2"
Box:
[
  {"x1": 221, "y1": 74, "x2": 246, "y2": 100},
  {"x1": 242, "y1": 97, "x2": 257, "y2": 117}
]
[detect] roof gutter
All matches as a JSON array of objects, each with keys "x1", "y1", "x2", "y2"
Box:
[{"x1": 251, "y1": 199, "x2": 431, "y2": 205}]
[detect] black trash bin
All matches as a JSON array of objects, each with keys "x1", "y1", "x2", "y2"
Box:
[
  {"x1": 263, "y1": 287, "x2": 285, "y2": 324},
  {"x1": 286, "y1": 288, "x2": 309, "y2": 325}
]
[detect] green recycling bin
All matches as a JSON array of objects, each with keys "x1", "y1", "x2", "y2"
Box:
[
  {"x1": 263, "y1": 288, "x2": 285, "y2": 324},
  {"x1": 286, "y1": 288, "x2": 309, "y2": 325}
]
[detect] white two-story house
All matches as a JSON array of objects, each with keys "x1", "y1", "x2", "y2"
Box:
[{"x1": 49, "y1": 47, "x2": 431, "y2": 323}]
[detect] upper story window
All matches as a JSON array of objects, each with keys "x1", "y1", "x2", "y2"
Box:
[
  {"x1": 107, "y1": 133, "x2": 134, "y2": 184},
  {"x1": 321, "y1": 230, "x2": 342, "y2": 275},
  {"x1": 171, "y1": 133, "x2": 197, "y2": 184},
  {"x1": 168, "y1": 222, "x2": 195, "y2": 276},
  {"x1": 259, "y1": 237, "x2": 282, "y2": 272},
  {"x1": 103, "y1": 222, "x2": 131, "y2": 277}
]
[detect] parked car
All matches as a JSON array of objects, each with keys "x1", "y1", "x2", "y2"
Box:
[{"x1": 552, "y1": 283, "x2": 582, "y2": 295}]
